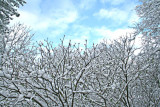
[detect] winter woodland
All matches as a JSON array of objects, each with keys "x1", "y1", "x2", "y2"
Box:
[{"x1": 0, "y1": 0, "x2": 160, "y2": 106}]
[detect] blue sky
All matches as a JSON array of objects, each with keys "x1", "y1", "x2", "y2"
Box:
[{"x1": 11, "y1": 0, "x2": 140, "y2": 47}]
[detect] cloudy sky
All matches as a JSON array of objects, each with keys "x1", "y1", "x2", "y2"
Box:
[{"x1": 11, "y1": 0, "x2": 140, "y2": 47}]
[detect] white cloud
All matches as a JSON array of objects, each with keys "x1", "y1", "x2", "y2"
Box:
[
  {"x1": 51, "y1": 10, "x2": 78, "y2": 25},
  {"x1": 100, "y1": 0, "x2": 125, "y2": 5},
  {"x1": 94, "y1": 8, "x2": 128, "y2": 23},
  {"x1": 11, "y1": 0, "x2": 78, "y2": 37},
  {"x1": 79, "y1": 0, "x2": 97, "y2": 10},
  {"x1": 9, "y1": 0, "x2": 140, "y2": 48},
  {"x1": 128, "y1": 11, "x2": 139, "y2": 26},
  {"x1": 94, "y1": 26, "x2": 142, "y2": 47},
  {"x1": 93, "y1": 27, "x2": 142, "y2": 55},
  {"x1": 71, "y1": 25, "x2": 92, "y2": 36},
  {"x1": 95, "y1": 26, "x2": 134, "y2": 40},
  {"x1": 63, "y1": 24, "x2": 139, "y2": 46}
]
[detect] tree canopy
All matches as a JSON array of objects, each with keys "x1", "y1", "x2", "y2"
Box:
[{"x1": 135, "y1": 0, "x2": 160, "y2": 36}]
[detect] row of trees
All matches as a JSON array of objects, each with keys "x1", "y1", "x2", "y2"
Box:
[{"x1": 0, "y1": 0, "x2": 159, "y2": 106}]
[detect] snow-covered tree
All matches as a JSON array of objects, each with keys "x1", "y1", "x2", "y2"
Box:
[
  {"x1": 0, "y1": 0, "x2": 26, "y2": 30},
  {"x1": 0, "y1": 0, "x2": 160, "y2": 106},
  {"x1": 133, "y1": 0, "x2": 160, "y2": 106},
  {"x1": 0, "y1": 28, "x2": 159, "y2": 106},
  {"x1": 132, "y1": 35, "x2": 160, "y2": 106},
  {"x1": 82, "y1": 36, "x2": 139, "y2": 107},
  {"x1": 0, "y1": 0, "x2": 26, "y2": 69},
  {"x1": 0, "y1": 24, "x2": 35, "y2": 106},
  {"x1": 135, "y1": 0, "x2": 160, "y2": 37},
  {"x1": 26, "y1": 40, "x2": 102, "y2": 106}
]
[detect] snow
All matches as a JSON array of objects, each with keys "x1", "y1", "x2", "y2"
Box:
[
  {"x1": 17, "y1": 94, "x2": 24, "y2": 102},
  {"x1": 111, "y1": 83, "x2": 116, "y2": 90},
  {"x1": 0, "y1": 72, "x2": 4, "y2": 77},
  {"x1": 66, "y1": 66, "x2": 72, "y2": 70},
  {"x1": 73, "y1": 90, "x2": 94, "y2": 93}
]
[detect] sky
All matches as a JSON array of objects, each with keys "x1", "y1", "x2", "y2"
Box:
[{"x1": 11, "y1": 0, "x2": 140, "y2": 47}]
